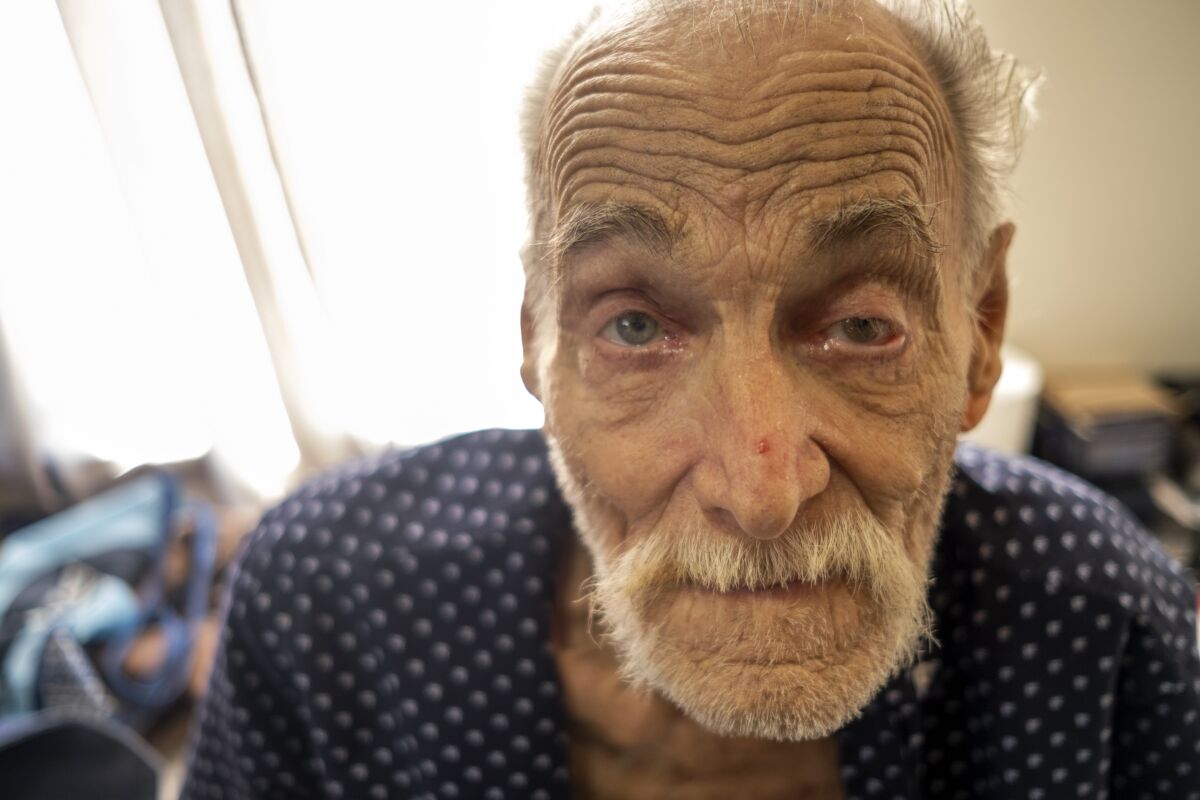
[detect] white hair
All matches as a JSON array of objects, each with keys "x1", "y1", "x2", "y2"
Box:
[
  {"x1": 876, "y1": 0, "x2": 1041, "y2": 268},
  {"x1": 519, "y1": 0, "x2": 1040, "y2": 301}
]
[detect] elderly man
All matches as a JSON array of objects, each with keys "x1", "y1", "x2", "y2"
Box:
[{"x1": 181, "y1": 1, "x2": 1200, "y2": 798}]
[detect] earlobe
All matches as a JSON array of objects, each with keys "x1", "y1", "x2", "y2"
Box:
[
  {"x1": 520, "y1": 301, "x2": 542, "y2": 402},
  {"x1": 961, "y1": 222, "x2": 1015, "y2": 432}
]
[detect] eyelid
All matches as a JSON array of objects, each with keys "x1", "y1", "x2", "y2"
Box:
[
  {"x1": 809, "y1": 284, "x2": 910, "y2": 330},
  {"x1": 825, "y1": 317, "x2": 896, "y2": 344},
  {"x1": 806, "y1": 322, "x2": 907, "y2": 369},
  {"x1": 588, "y1": 290, "x2": 674, "y2": 333},
  {"x1": 827, "y1": 280, "x2": 908, "y2": 311}
]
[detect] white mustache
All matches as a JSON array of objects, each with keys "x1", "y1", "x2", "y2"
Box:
[{"x1": 598, "y1": 507, "x2": 920, "y2": 605}]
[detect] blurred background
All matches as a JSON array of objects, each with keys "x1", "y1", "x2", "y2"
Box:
[{"x1": 0, "y1": 1, "x2": 1196, "y2": 797}]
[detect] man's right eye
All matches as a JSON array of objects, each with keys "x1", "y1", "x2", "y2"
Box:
[{"x1": 599, "y1": 311, "x2": 662, "y2": 346}]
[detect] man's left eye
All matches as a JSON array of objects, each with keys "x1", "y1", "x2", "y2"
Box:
[
  {"x1": 599, "y1": 310, "x2": 663, "y2": 347},
  {"x1": 827, "y1": 317, "x2": 896, "y2": 346}
]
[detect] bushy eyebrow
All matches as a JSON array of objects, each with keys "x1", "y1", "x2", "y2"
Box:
[
  {"x1": 547, "y1": 195, "x2": 946, "y2": 316},
  {"x1": 805, "y1": 196, "x2": 947, "y2": 318},
  {"x1": 550, "y1": 196, "x2": 940, "y2": 264},
  {"x1": 547, "y1": 202, "x2": 678, "y2": 273},
  {"x1": 806, "y1": 196, "x2": 944, "y2": 256}
]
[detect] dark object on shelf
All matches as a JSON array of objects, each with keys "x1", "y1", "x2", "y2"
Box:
[
  {"x1": 1152, "y1": 373, "x2": 1200, "y2": 572},
  {"x1": 1034, "y1": 369, "x2": 1179, "y2": 481},
  {"x1": 1158, "y1": 374, "x2": 1200, "y2": 429}
]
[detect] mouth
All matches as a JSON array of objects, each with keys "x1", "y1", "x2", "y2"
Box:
[
  {"x1": 687, "y1": 577, "x2": 833, "y2": 601},
  {"x1": 649, "y1": 576, "x2": 867, "y2": 663}
]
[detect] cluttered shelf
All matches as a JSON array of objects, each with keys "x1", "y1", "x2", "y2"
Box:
[{"x1": 1032, "y1": 368, "x2": 1200, "y2": 571}]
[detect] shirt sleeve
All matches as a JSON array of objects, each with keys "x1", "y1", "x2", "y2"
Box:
[
  {"x1": 179, "y1": 530, "x2": 319, "y2": 800},
  {"x1": 1108, "y1": 591, "x2": 1200, "y2": 799}
]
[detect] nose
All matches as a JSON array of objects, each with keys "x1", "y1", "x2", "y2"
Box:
[{"x1": 692, "y1": 349, "x2": 830, "y2": 541}]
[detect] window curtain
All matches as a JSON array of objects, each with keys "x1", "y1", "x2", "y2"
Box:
[{"x1": 0, "y1": 0, "x2": 587, "y2": 512}]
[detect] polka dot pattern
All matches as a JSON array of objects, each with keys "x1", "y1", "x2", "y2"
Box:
[{"x1": 180, "y1": 432, "x2": 1200, "y2": 799}]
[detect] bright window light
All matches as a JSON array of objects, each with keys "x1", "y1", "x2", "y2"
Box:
[{"x1": 235, "y1": 0, "x2": 596, "y2": 446}]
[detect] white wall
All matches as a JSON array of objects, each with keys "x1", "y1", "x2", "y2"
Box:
[{"x1": 971, "y1": 0, "x2": 1200, "y2": 373}]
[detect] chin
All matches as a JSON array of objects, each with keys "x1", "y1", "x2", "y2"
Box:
[{"x1": 604, "y1": 580, "x2": 929, "y2": 741}]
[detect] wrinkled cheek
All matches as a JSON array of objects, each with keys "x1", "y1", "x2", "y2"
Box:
[
  {"x1": 824, "y1": 376, "x2": 965, "y2": 543},
  {"x1": 546, "y1": 349, "x2": 699, "y2": 546},
  {"x1": 903, "y1": 433, "x2": 960, "y2": 568}
]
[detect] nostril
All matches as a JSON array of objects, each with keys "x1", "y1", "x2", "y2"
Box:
[
  {"x1": 704, "y1": 506, "x2": 731, "y2": 528},
  {"x1": 703, "y1": 507, "x2": 749, "y2": 540}
]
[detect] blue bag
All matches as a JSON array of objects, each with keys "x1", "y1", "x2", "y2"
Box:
[{"x1": 0, "y1": 471, "x2": 216, "y2": 796}]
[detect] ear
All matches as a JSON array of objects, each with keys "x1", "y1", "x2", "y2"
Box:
[
  {"x1": 520, "y1": 291, "x2": 542, "y2": 402},
  {"x1": 961, "y1": 222, "x2": 1014, "y2": 432}
]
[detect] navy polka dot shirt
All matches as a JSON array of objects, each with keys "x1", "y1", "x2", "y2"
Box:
[{"x1": 180, "y1": 430, "x2": 1200, "y2": 800}]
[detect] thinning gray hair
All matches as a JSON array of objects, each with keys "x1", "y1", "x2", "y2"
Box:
[{"x1": 519, "y1": 0, "x2": 1040, "y2": 302}]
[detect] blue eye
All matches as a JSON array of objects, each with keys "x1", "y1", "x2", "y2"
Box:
[
  {"x1": 830, "y1": 317, "x2": 894, "y2": 345},
  {"x1": 601, "y1": 311, "x2": 661, "y2": 346}
]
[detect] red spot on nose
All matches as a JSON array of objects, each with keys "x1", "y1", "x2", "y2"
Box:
[{"x1": 755, "y1": 438, "x2": 770, "y2": 455}]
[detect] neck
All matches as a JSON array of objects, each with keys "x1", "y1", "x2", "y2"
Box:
[{"x1": 551, "y1": 536, "x2": 847, "y2": 800}]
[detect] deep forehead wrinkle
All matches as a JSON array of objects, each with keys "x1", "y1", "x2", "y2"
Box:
[
  {"x1": 546, "y1": 58, "x2": 943, "y2": 160},
  {"x1": 538, "y1": 13, "x2": 960, "y2": 220},
  {"x1": 550, "y1": 33, "x2": 947, "y2": 125}
]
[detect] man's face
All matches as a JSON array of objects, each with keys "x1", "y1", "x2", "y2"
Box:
[{"x1": 531, "y1": 4, "x2": 993, "y2": 740}]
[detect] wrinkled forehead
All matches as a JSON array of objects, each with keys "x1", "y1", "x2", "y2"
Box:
[{"x1": 538, "y1": 1, "x2": 960, "y2": 250}]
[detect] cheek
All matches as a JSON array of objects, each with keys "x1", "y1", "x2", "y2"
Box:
[
  {"x1": 815, "y1": 335, "x2": 968, "y2": 527},
  {"x1": 546, "y1": 336, "x2": 702, "y2": 533}
]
